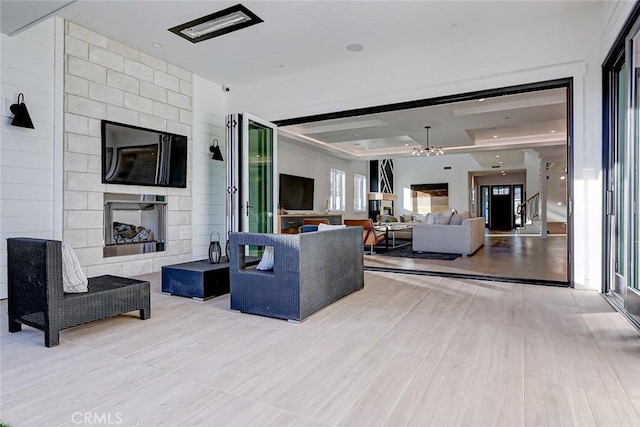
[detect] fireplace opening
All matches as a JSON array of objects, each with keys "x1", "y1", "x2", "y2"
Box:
[{"x1": 103, "y1": 193, "x2": 167, "y2": 257}]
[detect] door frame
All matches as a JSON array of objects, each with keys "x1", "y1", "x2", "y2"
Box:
[{"x1": 274, "y1": 78, "x2": 574, "y2": 286}]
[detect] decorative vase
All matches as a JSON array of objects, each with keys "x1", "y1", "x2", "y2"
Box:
[{"x1": 209, "y1": 231, "x2": 222, "y2": 264}]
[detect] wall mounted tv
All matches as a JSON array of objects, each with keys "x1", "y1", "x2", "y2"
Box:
[
  {"x1": 279, "y1": 173, "x2": 314, "y2": 210},
  {"x1": 101, "y1": 120, "x2": 187, "y2": 188}
]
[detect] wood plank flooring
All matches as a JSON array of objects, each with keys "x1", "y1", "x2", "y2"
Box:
[
  {"x1": 2, "y1": 269, "x2": 639, "y2": 426},
  {"x1": 366, "y1": 235, "x2": 567, "y2": 282}
]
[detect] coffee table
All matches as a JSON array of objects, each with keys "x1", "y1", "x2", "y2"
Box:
[
  {"x1": 375, "y1": 224, "x2": 412, "y2": 251},
  {"x1": 162, "y1": 256, "x2": 259, "y2": 300}
]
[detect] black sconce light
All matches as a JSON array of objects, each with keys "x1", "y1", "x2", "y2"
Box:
[
  {"x1": 209, "y1": 139, "x2": 223, "y2": 161},
  {"x1": 9, "y1": 93, "x2": 35, "y2": 129}
]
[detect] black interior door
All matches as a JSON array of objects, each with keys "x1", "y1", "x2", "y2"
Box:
[{"x1": 490, "y1": 185, "x2": 514, "y2": 229}]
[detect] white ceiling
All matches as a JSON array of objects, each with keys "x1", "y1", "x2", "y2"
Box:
[
  {"x1": 1, "y1": 0, "x2": 573, "y2": 168},
  {"x1": 279, "y1": 87, "x2": 568, "y2": 165},
  {"x1": 1, "y1": 0, "x2": 595, "y2": 86}
]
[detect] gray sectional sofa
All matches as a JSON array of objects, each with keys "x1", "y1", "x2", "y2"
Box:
[{"x1": 412, "y1": 216, "x2": 485, "y2": 255}]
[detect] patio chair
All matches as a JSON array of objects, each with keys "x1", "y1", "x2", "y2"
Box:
[{"x1": 7, "y1": 238, "x2": 150, "y2": 347}]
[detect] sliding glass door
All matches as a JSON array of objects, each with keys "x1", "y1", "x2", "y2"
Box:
[{"x1": 604, "y1": 15, "x2": 640, "y2": 324}]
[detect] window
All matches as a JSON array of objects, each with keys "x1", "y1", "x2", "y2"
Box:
[
  {"x1": 329, "y1": 168, "x2": 346, "y2": 211},
  {"x1": 354, "y1": 174, "x2": 367, "y2": 212}
]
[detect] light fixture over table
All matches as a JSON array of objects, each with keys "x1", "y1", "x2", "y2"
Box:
[{"x1": 411, "y1": 125, "x2": 443, "y2": 156}]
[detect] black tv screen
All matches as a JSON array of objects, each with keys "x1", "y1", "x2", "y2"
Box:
[
  {"x1": 101, "y1": 120, "x2": 187, "y2": 188},
  {"x1": 279, "y1": 173, "x2": 314, "y2": 210}
]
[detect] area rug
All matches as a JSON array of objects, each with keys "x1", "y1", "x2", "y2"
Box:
[{"x1": 374, "y1": 246, "x2": 459, "y2": 260}]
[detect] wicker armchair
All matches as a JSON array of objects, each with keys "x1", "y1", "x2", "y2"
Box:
[
  {"x1": 7, "y1": 238, "x2": 150, "y2": 347},
  {"x1": 229, "y1": 227, "x2": 364, "y2": 322}
]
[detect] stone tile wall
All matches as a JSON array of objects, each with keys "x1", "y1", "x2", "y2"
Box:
[{"x1": 63, "y1": 21, "x2": 193, "y2": 277}]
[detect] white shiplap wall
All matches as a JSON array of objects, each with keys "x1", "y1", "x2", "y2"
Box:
[
  {"x1": 192, "y1": 75, "x2": 227, "y2": 259},
  {"x1": 0, "y1": 18, "x2": 62, "y2": 299}
]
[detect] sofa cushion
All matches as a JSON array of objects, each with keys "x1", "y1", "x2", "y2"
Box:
[
  {"x1": 318, "y1": 223, "x2": 346, "y2": 231},
  {"x1": 450, "y1": 211, "x2": 470, "y2": 225},
  {"x1": 61, "y1": 242, "x2": 88, "y2": 293},
  {"x1": 256, "y1": 246, "x2": 275, "y2": 271},
  {"x1": 435, "y1": 210, "x2": 454, "y2": 225}
]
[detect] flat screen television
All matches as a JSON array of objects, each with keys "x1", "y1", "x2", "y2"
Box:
[
  {"x1": 101, "y1": 120, "x2": 187, "y2": 188},
  {"x1": 279, "y1": 173, "x2": 314, "y2": 210}
]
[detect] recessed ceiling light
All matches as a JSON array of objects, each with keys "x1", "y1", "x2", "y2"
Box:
[
  {"x1": 168, "y1": 4, "x2": 263, "y2": 44},
  {"x1": 493, "y1": 135, "x2": 498, "y2": 138},
  {"x1": 550, "y1": 130, "x2": 556, "y2": 133},
  {"x1": 499, "y1": 161, "x2": 503, "y2": 164},
  {"x1": 346, "y1": 43, "x2": 364, "y2": 52},
  {"x1": 501, "y1": 171, "x2": 505, "y2": 173},
  {"x1": 404, "y1": 143, "x2": 409, "y2": 146},
  {"x1": 364, "y1": 147, "x2": 369, "y2": 150},
  {"x1": 557, "y1": 202, "x2": 562, "y2": 205},
  {"x1": 152, "y1": 42, "x2": 162, "y2": 48},
  {"x1": 560, "y1": 176, "x2": 565, "y2": 180},
  {"x1": 478, "y1": 98, "x2": 485, "y2": 102},
  {"x1": 496, "y1": 155, "x2": 500, "y2": 158}
]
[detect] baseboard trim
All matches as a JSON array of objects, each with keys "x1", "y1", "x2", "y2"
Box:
[{"x1": 363, "y1": 266, "x2": 570, "y2": 287}]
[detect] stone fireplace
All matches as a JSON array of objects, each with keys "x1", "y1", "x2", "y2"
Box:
[{"x1": 103, "y1": 193, "x2": 167, "y2": 258}]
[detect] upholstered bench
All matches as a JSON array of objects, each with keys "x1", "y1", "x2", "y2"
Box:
[{"x1": 7, "y1": 238, "x2": 150, "y2": 347}]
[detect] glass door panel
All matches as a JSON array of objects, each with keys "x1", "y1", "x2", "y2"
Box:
[
  {"x1": 613, "y1": 60, "x2": 627, "y2": 298},
  {"x1": 226, "y1": 113, "x2": 277, "y2": 257},
  {"x1": 480, "y1": 186, "x2": 489, "y2": 227},
  {"x1": 624, "y1": 30, "x2": 640, "y2": 319},
  {"x1": 514, "y1": 185, "x2": 523, "y2": 227},
  {"x1": 241, "y1": 114, "x2": 277, "y2": 256},
  {"x1": 242, "y1": 116, "x2": 276, "y2": 234}
]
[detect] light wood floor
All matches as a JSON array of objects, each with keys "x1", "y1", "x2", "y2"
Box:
[
  {"x1": 3, "y1": 270, "x2": 639, "y2": 426},
  {"x1": 366, "y1": 235, "x2": 568, "y2": 283}
]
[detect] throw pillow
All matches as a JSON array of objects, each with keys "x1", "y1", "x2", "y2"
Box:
[
  {"x1": 425, "y1": 213, "x2": 436, "y2": 224},
  {"x1": 256, "y1": 246, "x2": 274, "y2": 271},
  {"x1": 318, "y1": 223, "x2": 346, "y2": 231},
  {"x1": 450, "y1": 214, "x2": 464, "y2": 225},
  {"x1": 401, "y1": 214, "x2": 413, "y2": 222},
  {"x1": 435, "y1": 210, "x2": 454, "y2": 225},
  {"x1": 61, "y1": 242, "x2": 88, "y2": 293}
]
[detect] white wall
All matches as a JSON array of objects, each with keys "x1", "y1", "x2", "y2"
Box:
[
  {"x1": 192, "y1": 75, "x2": 227, "y2": 259},
  {"x1": 395, "y1": 154, "x2": 480, "y2": 215},
  {"x1": 278, "y1": 138, "x2": 368, "y2": 220},
  {"x1": 228, "y1": 6, "x2": 603, "y2": 290},
  {"x1": 0, "y1": 18, "x2": 62, "y2": 299}
]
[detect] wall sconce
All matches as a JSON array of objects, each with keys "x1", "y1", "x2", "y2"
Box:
[
  {"x1": 209, "y1": 139, "x2": 223, "y2": 161},
  {"x1": 9, "y1": 93, "x2": 35, "y2": 129}
]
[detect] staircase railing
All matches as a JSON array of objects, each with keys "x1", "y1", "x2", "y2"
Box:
[{"x1": 517, "y1": 192, "x2": 540, "y2": 226}]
